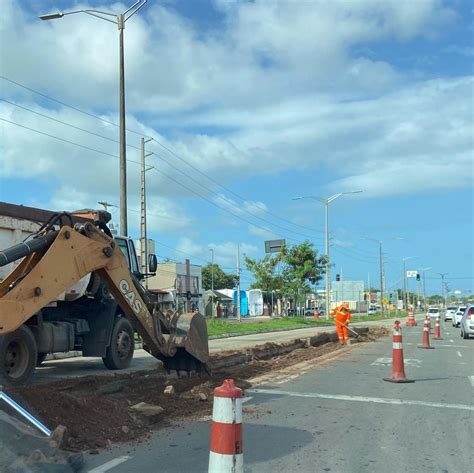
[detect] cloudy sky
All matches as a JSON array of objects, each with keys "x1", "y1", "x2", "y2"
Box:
[{"x1": 1, "y1": 0, "x2": 473, "y2": 295}]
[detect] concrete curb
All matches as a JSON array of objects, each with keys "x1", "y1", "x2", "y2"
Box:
[{"x1": 42, "y1": 320, "x2": 393, "y2": 362}]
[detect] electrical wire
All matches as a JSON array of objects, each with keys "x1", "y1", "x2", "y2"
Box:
[{"x1": 1, "y1": 75, "x2": 327, "y2": 237}]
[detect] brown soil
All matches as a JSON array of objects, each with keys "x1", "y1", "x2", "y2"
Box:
[{"x1": 5, "y1": 327, "x2": 388, "y2": 452}]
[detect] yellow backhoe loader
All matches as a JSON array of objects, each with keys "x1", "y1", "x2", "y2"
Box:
[{"x1": 0, "y1": 214, "x2": 209, "y2": 385}]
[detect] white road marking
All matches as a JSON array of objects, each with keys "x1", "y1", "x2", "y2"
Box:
[
  {"x1": 247, "y1": 389, "x2": 474, "y2": 412},
  {"x1": 457, "y1": 351, "x2": 463, "y2": 358},
  {"x1": 405, "y1": 343, "x2": 467, "y2": 348},
  {"x1": 242, "y1": 396, "x2": 253, "y2": 404},
  {"x1": 371, "y1": 357, "x2": 421, "y2": 367},
  {"x1": 469, "y1": 376, "x2": 474, "y2": 387},
  {"x1": 449, "y1": 339, "x2": 454, "y2": 343},
  {"x1": 88, "y1": 456, "x2": 132, "y2": 473}
]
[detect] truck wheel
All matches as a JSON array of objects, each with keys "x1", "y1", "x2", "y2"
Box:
[
  {"x1": 0, "y1": 325, "x2": 38, "y2": 385},
  {"x1": 102, "y1": 317, "x2": 134, "y2": 370}
]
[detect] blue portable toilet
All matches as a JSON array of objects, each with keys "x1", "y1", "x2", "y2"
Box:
[{"x1": 233, "y1": 290, "x2": 249, "y2": 317}]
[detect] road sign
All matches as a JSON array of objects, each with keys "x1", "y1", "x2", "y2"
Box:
[
  {"x1": 406, "y1": 271, "x2": 418, "y2": 278},
  {"x1": 397, "y1": 300, "x2": 404, "y2": 309},
  {"x1": 382, "y1": 298, "x2": 388, "y2": 305},
  {"x1": 265, "y1": 239, "x2": 285, "y2": 253}
]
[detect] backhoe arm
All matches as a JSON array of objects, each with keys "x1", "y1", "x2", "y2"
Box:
[{"x1": 0, "y1": 223, "x2": 208, "y2": 368}]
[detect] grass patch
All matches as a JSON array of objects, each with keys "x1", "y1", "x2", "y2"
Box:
[
  {"x1": 207, "y1": 317, "x2": 330, "y2": 337},
  {"x1": 207, "y1": 311, "x2": 407, "y2": 337}
]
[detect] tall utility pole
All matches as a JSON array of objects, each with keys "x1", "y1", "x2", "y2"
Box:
[
  {"x1": 209, "y1": 248, "x2": 215, "y2": 293},
  {"x1": 40, "y1": 0, "x2": 149, "y2": 237},
  {"x1": 438, "y1": 273, "x2": 448, "y2": 308},
  {"x1": 420, "y1": 267, "x2": 431, "y2": 310},
  {"x1": 236, "y1": 245, "x2": 241, "y2": 322},
  {"x1": 292, "y1": 191, "x2": 362, "y2": 319},
  {"x1": 140, "y1": 137, "x2": 153, "y2": 278},
  {"x1": 361, "y1": 237, "x2": 403, "y2": 314}
]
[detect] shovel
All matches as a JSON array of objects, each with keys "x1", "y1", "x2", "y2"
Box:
[{"x1": 334, "y1": 319, "x2": 376, "y2": 341}]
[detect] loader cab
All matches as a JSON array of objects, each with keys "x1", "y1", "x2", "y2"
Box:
[{"x1": 115, "y1": 236, "x2": 157, "y2": 279}]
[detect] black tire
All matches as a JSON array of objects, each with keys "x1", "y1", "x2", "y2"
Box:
[
  {"x1": 462, "y1": 329, "x2": 469, "y2": 339},
  {"x1": 0, "y1": 325, "x2": 38, "y2": 385},
  {"x1": 102, "y1": 317, "x2": 134, "y2": 370},
  {"x1": 36, "y1": 352, "x2": 48, "y2": 367}
]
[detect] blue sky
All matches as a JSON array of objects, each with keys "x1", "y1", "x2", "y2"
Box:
[{"x1": 1, "y1": 0, "x2": 473, "y2": 296}]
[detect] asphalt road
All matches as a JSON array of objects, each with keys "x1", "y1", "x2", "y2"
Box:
[
  {"x1": 33, "y1": 318, "x2": 398, "y2": 383},
  {"x1": 83, "y1": 320, "x2": 473, "y2": 473}
]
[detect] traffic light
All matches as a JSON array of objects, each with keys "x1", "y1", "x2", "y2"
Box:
[
  {"x1": 416, "y1": 273, "x2": 421, "y2": 281},
  {"x1": 336, "y1": 274, "x2": 340, "y2": 281}
]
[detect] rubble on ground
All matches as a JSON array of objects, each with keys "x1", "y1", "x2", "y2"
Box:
[{"x1": 3, "y1": 326, "x2": 388, "y2": 453}]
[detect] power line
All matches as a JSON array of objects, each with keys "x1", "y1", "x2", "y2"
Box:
[
  {"x1": 149, "y1": 138, "x2": 326, "y2": 235},
  {"x1": 0, "y1": 118, "x2": 123, "y2": 160},
  {"x1": 150, "y1": 150, "x2": 324, "y2": 243},
  {"x1": 0, "y1": 75, "x2": 145, "y2": 137},
  {"x1": 2, "y1": 75, "x2": 327, "y2": 237},
  {"x1": 149, "y1": 166, "x2": 305, "y2": 244}
]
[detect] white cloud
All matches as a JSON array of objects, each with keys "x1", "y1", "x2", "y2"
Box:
[
  {"x1": 174, "y1": 237, "x2": 258, "y2": 269},
  {"x1": 0, "y1": 0, "x2": 470, "y2": 220}
]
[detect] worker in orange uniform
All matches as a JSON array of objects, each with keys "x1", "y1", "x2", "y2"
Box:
[{"x1": 330, "y1": 303, "x2": 351, "y2": 344}]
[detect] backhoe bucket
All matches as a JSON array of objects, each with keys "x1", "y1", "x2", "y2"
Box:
[
  {"x1": 162, "y1": 311, "x2": 209, "y2": 373},
  {"x1": 176, "y1": 312, "x2": 209, "y2": 364}
]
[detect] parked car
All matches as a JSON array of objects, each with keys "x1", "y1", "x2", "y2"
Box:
[
  {"x1": 368, "y1": 306, "x2": 378, "y2": 315},
  {"x1": 460, "y1": 305, "x2": 474, "y2": 339},
  {"x1": 452, "y1": 306, "x2": 467, "y2": 327},
  {"x1": 444, "y1": 306, "x2": 458, "y2": 321},
  {"x1": 427, "y1": 307, "x2": 440, "y2": 319}
]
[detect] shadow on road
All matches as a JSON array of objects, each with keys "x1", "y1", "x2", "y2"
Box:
[{"x1": 244, "y1": 423, "x2": 314, "y2": 465}]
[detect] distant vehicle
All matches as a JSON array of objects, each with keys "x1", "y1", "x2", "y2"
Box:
[
  {"x1": 460, "y1": 305, "x2": 474, "y2": 339},
  {"x1": 444, "y1": 306, "x2": 458, "y2": 321},
  {"x1": 427, "y1": 307, "x2": 440, "y2": 318},
  {"x1": 452, "y1": 307, "x2": 467, "y2": 327},
  {"x1": 368, "y1": 306, "x2": 378, "y2": 315}
]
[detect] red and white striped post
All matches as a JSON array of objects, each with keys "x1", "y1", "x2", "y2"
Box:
[
  {"x1": 383, "y1": 320, "x2": 414, "y2": 383},
  {"x1": 433, "y1": 316, "x2": 443, "y2": 340},
  {"x1": 209, "y1": 379, "x2": 243, "y2": 473},
  {"x1": 426, "y1": 315, "x2": 432, "y2": 332},
  {"x1": 406, "y1": 310, "x2": 417, "y2": 327},
  {"x1": 419, "y1": 317, "x2": 435, "y2": 349}
]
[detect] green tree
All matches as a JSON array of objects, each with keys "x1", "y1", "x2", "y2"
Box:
[
  {"x1": 279, "y1": 241, "x2": 326, "y2": 300},
  {"x1": 202, "y1": 263, "x2": 239, "y2": 291},
  {"x1": 244, "y1": 254, "x2": 283, "y2": 292},
  {"x1": 244, "y1": 241, "x2": 326, "y2": 299}
]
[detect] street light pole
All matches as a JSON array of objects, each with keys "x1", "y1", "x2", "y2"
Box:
[
  {"x1": 324, "y1": 200, "x2": 330, "y2": 319},
  {"x1": 292, "y1": 190, "x2": 362, "y2": 319},
  {"x1": 438, "y1": 273, "x2": 448, "y2": 309},
  {"x1": 40, "y1": 0, "x2": 149, "y2": 237}
]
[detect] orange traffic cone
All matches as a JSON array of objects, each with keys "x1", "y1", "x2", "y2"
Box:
[
  {"x1": 433, "y1": 316, "x2": 443, "y2": 340},
  {"x1": 383, "y1": 321, "x2": 414, "y2": 383},
  {"x1": 426, "y1": 315, "x2": 432, "y2": 333},
  {"x1": 406, "y1": 311, "x2": 417, "y2": 327},
  {"x1": 209, "y1": 379, "x2": 243, "y2": 473},
  {"x1": 419, "y1": 317, "x2": 435, "y2": 349}
]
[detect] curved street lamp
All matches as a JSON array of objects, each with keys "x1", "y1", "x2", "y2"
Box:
[
  {"x1": 292, "y1": 191, "x2": 362, "y2": 319},
  {"x1": 40, "y1": 0, "x2": 149, "y2": 237}
]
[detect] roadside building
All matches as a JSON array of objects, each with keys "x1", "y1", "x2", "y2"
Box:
[{"x1": 147, "y1": 259, "x2": 204, "y2": 313}]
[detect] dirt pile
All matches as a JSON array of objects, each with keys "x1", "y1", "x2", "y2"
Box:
[{"x1": 4, "y1": 326, "x2": 388, "y2": 452}]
